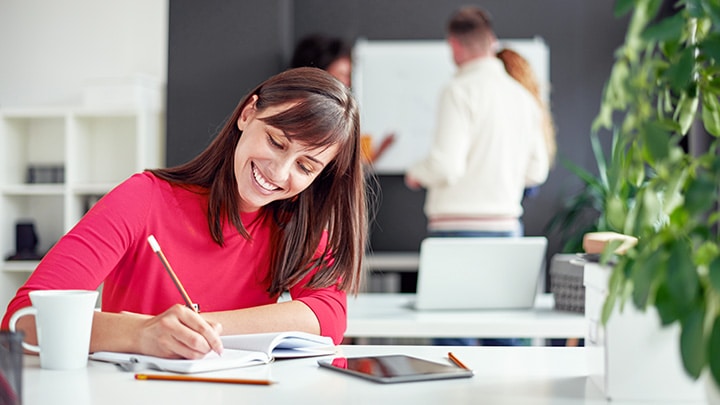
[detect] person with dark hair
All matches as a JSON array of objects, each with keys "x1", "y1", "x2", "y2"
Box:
[
  {"x1": 405, "y1": 7, "x2": 549, "y2": 346},
  {"x1": 291, "y1": 34, "x2": 395, "y2": 165},
  {"x1": 291, "y1": 34, "x2": 353, "y2": 88},
  {"x1": 2, "y1": 67, "x2": 367, "y2": 359}
]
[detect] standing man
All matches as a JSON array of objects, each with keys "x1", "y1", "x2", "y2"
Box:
[
  {"x1": 405, "y1": 6, "x2": 549, "y2": 238},
  {"x1": 406, "y1": 6, "x2": 549, "y2": 346}
]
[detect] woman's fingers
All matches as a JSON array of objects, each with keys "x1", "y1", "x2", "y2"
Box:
[{"x1": 139, "y1": 304, "x2": 223, "y2": 359}]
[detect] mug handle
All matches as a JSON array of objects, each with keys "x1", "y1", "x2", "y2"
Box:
[{"x1": 8, "y1": 307, "x2": 41, "y2": 353}]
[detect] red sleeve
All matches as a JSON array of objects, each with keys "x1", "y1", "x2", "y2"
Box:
[
  {"x1": 293, "y1": 285, "x2": 347, "y2": 345},
  {"x1": 289, "y1": 232, "x2": 348, "y2": 344},
  {"x1": 1, "y1": 173, "x2": 154, "y2": 329}
]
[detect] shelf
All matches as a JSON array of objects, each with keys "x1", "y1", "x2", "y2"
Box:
[
  {"x1": 71, "y1": 183, "x2": 120, "y2": 195},
  {"x1": 74, "y1": 106, "x2": 158, "y2": 117},
  {"x1": 2, "y1": 260, "x2": 39, "y2": 273},
  {"x1": 0, "y1": 107, "x2": 69, "y2": 118},
  {"x1": 0, "y1": 103, "x2": 164, "y2": 310},
  {"x1": 1, "y1": 184, "x2": 64, "y2": 195}
]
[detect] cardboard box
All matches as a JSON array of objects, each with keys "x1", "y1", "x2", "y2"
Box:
[{"x1": 583, "y1": 263, "x2": 704, "y2": 401}]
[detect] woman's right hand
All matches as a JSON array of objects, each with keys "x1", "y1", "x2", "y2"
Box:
[{"x1": 136, "y1": 304, "x2": 224, "y2": 359}]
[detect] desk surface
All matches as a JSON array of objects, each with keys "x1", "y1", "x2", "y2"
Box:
[
  {"x1": 346, "y1": 293, "x2": 585, "y2": 339},
  {"x1": 21, "y1": 345, "x2": 701, "y2": 405}
]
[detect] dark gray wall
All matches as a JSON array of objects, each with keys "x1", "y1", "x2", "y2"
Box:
[
  {"x1": 167, "y1": 0, "x2": 292, "y2": 164},
  {"x1": 167, "y1": 1, "x2": 629, "y2": 260}
]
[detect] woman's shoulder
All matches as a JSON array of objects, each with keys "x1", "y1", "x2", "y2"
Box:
[
  {"x1": 116, "y1": 171, "x2": 170, "y2": 193},
  {"x1": 98, "y1": 172, "x2": 174, "y2": 207}
]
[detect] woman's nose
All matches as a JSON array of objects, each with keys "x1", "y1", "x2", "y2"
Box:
[{"x1": 267, "y1": 157, "x2": 294, "y2": 183}]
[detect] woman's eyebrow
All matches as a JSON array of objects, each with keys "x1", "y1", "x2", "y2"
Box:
[{"x1": 305, "y1": 154, "x2": 324, "y2": 168}]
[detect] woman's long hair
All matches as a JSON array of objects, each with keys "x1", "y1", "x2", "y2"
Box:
[
  {"x1": 151, "y1": 67, "x2": 366, "y2": 295},
  {"x1": 497, "y1": 48, "x2": 557, "y2": 166}
]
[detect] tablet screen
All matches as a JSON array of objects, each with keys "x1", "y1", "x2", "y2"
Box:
[{"x1": 317, "y1": 354, "x2": 474, "y2": 383}]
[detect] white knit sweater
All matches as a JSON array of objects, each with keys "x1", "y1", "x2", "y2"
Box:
[{"x1": 407, "y1": 57, "x2": 549, "y2": 230}]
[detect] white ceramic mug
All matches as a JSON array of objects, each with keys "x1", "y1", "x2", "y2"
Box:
[{"x1": 9, "y1": 290, "x2": 98, "y2": 370}]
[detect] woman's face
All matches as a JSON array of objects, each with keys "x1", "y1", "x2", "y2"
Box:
[
  {"x1": 234, "y1": 95, "x2": 339, "y2": 212},
  {"x1": 326, "y1": 56, "x2": 352, "y2": 88}
]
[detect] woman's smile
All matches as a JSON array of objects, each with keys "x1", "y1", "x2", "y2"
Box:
[{"x1": 251, "y1": 163, "x2": 280, "y2": 193}]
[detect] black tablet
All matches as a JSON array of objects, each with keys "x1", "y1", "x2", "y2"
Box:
[{"x1": 317, "y1": 354, "x2": 474, "y2": 384}]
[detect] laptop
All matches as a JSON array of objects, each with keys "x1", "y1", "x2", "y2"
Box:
[{"x1": 413, "y1": 237, "x2": 547, "y2": 310}]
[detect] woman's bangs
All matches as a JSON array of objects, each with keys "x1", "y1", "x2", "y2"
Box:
[{"x1": 262, "y1": 99, "x2": 350, "y2": 149}]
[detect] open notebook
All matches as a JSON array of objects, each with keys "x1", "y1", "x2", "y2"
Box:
[{"x1": 90, "y1": 331, "x2": 335, "y2": 374}]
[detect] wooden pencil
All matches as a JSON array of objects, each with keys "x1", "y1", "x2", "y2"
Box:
[
  {"x1": 135, "y1": 373, "x2": 275, "y2": 385},
  {"x1": 447, "y1": 352, "x2": 472, "y2": 371}
]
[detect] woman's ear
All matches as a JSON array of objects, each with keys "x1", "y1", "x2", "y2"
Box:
[{"x1": 237, "y1": 95, "x2": 259, "y2": 131}]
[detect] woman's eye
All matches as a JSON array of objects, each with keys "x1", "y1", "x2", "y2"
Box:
[
  {"x1": 298, "y1": 162, "x2": 312, "y2": 174},
  {"x1": 267, "y1": 135, "x2": 283, "y2": 148}
]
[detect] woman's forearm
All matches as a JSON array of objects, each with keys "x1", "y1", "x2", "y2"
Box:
[{"x1": 201, "y1": 300, "x2": 320, "y2": 336}]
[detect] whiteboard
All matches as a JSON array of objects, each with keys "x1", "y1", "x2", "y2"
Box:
[{"x1": 352, "y1": 37, "x2": 550, "y2": 174}]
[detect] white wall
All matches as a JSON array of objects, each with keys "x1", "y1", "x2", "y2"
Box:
[{"x1": 0, "y1": 0, "x2": 168, "y2": 107}]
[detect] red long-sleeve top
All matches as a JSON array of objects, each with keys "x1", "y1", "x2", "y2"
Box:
[{"x1": 1, "y1": 172, "x2": 347, "y2": 343}]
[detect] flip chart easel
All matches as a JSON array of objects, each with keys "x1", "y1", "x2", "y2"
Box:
[{"x1": 352, "y1": 37, "x2": 549, "y2": 174}]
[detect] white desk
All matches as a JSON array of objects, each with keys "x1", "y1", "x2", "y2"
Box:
[
  {"x1": 346, "y1": 293, "x2": 585, "y2": 339},
  {"x1": 20, "y1": 345, "x2": 701, "y2": 404}
]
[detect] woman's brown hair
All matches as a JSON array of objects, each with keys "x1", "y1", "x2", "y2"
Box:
[
  {"x1": 497, "y1": 48, "x2": 557, "y2": 166},
  {"x1": 150, "y1": 67, "x2": 366, "y2": 295}
]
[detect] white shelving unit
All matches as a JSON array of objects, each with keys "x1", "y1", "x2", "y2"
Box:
[{"x1": 0, "y1": 104, "x2": 164, "y2": 312}]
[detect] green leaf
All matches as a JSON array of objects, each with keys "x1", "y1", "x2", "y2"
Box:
[
  {"x1": 606, "y1": 195, "x2": 628, "y2": 232},
  {"x1": 642, "y1": 12, "x2": 686, "y2": 42},
  {"x1": 633, "y1": 188, "x2": 662, "y2": 234},
  {"x1": 701, "y1": 0, "x2": 720, "y2": 32},
  {"x1": 685, "y1": 0, "x2": 704, "y2": 18},
  {"x1": 625, "y1": 0, "x2": 663, "y2": 47},
  {"x1": 709, "y1": 316, "x2": 720, "y2": 389},
  {"x1": 591, "y1": 131, "x2": 609, "y2": 187},
  {"x1": 685, "y1": 171, "x2": 718, "y2": 214},
  {"x1": 602, "y1": 264, "x2": 626, "y2": 325},
  {"x1": 642, "y1": 121, "x2": 672, "y2": 162},
  {"x1": 674, "y1": 92, "x2": 700, "y2": 135},
  {"x1": 666, "y1": 240, "x2": 700, "y2": 312},
  {"x1": 700, "y1": 34, "x2": 720, "y2": 63},
  {"x1": 654, "y1": 283, "x2": 681, "y2": 325},
  {"x1": 631, "y1": 249, "x2": 662, "y2": 308},
  {"x1": 666, "y1": 47, "x2": 697, "y2": 93},
  {"x1": 680, "y1": 307, "x2": 706, "y2": 379},
  {"x1": 702, "y1": 91, "x2": 720, "y2": 136},
  {"x1": 614, "y1": 0, "x2": 636, "y2": 18},
  {"x1": 709, "y1": 257, "x2": 720, "y2": 293}
]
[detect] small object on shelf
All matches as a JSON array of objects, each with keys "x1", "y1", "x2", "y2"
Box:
[
  {"x1": 26, "y1": 164, "x2": 64, "y2": 184},
  {"x1": 6, "y1": 221, "x2": 43, "y2": 261}
]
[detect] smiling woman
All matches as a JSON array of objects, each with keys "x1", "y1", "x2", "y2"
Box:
[
  {"x1": 2, "y1": 67, "x2": 367, "y2": 360},
  {"x1": 233, "y1": 97, "x2": 340, "y2": 212}
]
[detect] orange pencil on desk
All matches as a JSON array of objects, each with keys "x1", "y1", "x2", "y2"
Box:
[
  {"x1": 135, "y1": 373, "x2": 275, "y2": 386},
  {"x1": 448, "y1": 352, "x2": 472, "y2": 371},
  {"x1": 147, "y1": 235, "x2": 199, "y2": 312}
]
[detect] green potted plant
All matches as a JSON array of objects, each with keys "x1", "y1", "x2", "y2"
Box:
[
  {"x1": 590, "y1": 0, "x2": 720, "y2": 396},
  {"x1": 544, "y1": 129, "x2": 632, "y2": 253}
]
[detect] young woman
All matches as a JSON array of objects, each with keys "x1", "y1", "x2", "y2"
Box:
[{"x1": 2, "y1": 67, "x2": 367, "y2": 359}]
